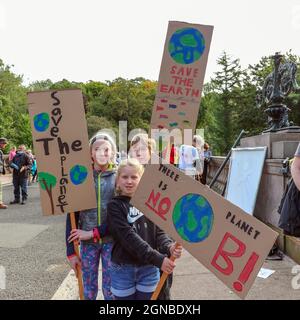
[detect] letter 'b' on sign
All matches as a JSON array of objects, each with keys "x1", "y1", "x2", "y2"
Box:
[{"x1": 211, "y1": 232, "x2": 246, "y2": 275}]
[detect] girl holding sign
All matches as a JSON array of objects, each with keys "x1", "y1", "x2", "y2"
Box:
[
  {"x1": 107, "y1": 158, "x2": 182, "y2": 300},
  {"x1": 129, "y1": 133, "x2": 176, "y2": 300},
  {"x1": 66, "y1": 132, "x2": 117, "y2": 300}
]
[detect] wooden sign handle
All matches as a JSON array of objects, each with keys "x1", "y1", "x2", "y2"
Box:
[
  {"x1": 70, "y1": 212, "x2": 85, "y2": 300},
  {"x1": 151, "y1": 242, "x2": 181, "y2": 300}
]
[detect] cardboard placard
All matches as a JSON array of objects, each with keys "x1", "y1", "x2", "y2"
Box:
[
  {"x1": 27, "y1": 89, "x2": 96, "y2": 215},
  {"x1": 131, "y1": 164, "x2": 278, "y2": 299},
  {"x1": 150, "y1": 21, "x2": 213, "y2": 133}
]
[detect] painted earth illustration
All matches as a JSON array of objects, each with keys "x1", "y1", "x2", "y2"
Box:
[
  {"x1": 70, "y1": 165, "x2": 88, "y2": 185},
  {"x1": 172, "y1": 193, "x2": 214, "y2": 243},
  {"x1": 33, "y1": 112, "x2": 50, "y2": 132},
  {"x1": 168, "y1": 27, "x2": 205, "y2": 64}
]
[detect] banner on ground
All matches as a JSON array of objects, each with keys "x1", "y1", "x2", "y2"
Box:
[
  {"x1": 27, "y1": 89, "x2": 96, "y2": 216},
  {"x1": 131, "y1": 163, "x2": 278, "y2": 299}
]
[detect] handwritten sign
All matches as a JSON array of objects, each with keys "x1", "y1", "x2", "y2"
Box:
[
  {"x1": 131, "y1": 164, "x2": 278, "y2": 299},
  {"x1": 150, "y1": 21, "x2": 213, "y2": 133},
  {"x1": 27, "y1": 89, "x2": 96, "y2": 216}
]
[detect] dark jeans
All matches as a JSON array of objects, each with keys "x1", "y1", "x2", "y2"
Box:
[
  {"x1": 13, "y1": 174, "x2": 28, "y2": 201},
  {"x1": 114, "y1": 291, "x2": 152, "y2": 300}
]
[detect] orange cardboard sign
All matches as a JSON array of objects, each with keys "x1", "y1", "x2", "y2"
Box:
[
  {"x1": 131, "y1": 164, "x2": 278, "y2": 299},
  {"x1": 150, "y1": 21, "x2": 213, "y2": 133},
  {"x1": 27, "y1": 89, "x2": 96, "y2": 216}
]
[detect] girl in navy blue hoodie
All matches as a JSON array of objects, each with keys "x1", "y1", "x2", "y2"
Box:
[{"x1": 107, "y1": 158, "x2": 182, "y2": 300}]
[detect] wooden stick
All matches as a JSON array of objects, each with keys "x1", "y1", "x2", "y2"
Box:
[
  {"x1": 70, "y1": 212, "x2": 85, "y2": 300},
  {"x1": 151, "y1": 242, "x2": 181, "y2": 300}
]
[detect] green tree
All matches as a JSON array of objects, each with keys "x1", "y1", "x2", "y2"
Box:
[
  {"x1": 27, "y1": 79, "x2": 53, "y2": 91},
  {"x1": 88, "y1": 77, "x2": 156, "y2": 134},
  {"x1": 210, "y1": 52, "x2": 246, "y2": 154},
  {"x1": 38, "y1": 172, "x2": 57, "y2": 215},
  {"x1": 0, "y1": 59, "x2": 30, "y2": 147},
  {"x1": 86, "y1": 115, "x2": 115, "y2": 138}
]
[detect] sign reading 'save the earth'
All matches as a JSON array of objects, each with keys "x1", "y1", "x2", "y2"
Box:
[{"x1": 150, "y1": 21, "x2": 213, "y2": 133}]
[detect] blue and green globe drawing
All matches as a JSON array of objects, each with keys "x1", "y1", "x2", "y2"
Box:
[
  {"x1": 33, "y1": 112, "x2": 50, "y2": 132},
  {"x1": 168, "y1": 28, "x2": 205, "y2": 64},
  {"x1": 70, "y1": 165, "x2": 88, "y2": 185},
  {"x1": 172, "y1": 193, "x2": 214, "y2": 243}
]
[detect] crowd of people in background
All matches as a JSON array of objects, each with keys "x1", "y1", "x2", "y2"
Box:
[{"x1": 0, "y1": 138, "x2": 39, "y2": 209}]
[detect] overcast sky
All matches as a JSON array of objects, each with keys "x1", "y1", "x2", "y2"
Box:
[{"x1": 1, "y1": 0, "x2": 300, "y2": 85}]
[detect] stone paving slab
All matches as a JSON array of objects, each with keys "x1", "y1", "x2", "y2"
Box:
[{"x1": 0, "y1": 223, "x2": 48, "y2": 248}]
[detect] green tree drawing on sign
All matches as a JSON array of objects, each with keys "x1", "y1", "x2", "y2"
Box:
[{"x1": 38, "y1": 172, "x2": 57, "y2": 215}]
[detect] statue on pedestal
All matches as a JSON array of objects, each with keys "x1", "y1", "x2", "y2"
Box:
[{"x1": 257, "y1": 52, "x2": 300, "y2": 133}]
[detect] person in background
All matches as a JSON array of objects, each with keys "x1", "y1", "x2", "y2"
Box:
[
  {"x1": 129, "y1": 133, "x2": 155, "y2": 165},
  {"x1": 10, "y1": 145, "x2": 32, "y2": 205},
  {"x1": 26, "y1": 149, "x2": 34, "y2": 185},
  {"x1": 129, "y1": 133, "x2": 176, "y2": 300},
  {"x1": 170, "y1": 144, "x2": 179, "y2": 167},
  {"x1": 204, "y1": 142, "x2": 212, "y2": 160},
  {"x1": 192, "y1": 135, "x2": 205, "y2": 160},
  {"x1": 0, "y1": 138, "x2": 8, "y2": 209},
  {"x1": 291, "y1": 143, "x2": 300, "y2": 191},
  {"x1": 192, "y1": 135, "x2": 205, "y2": 182},
  {"x1": 31, "y1": 157, "x2": 38, "y2": 183},
  {"x1": 178, "y1": 144, "x2": 202, "y2": 178},
  {"x1": 201, "y1": 142, "x2": 213, "y2": 185},
  {"x1": 8, "y1": 146, "x2": 16, "y2": 162}
]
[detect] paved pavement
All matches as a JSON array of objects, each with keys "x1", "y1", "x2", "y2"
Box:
[
  {"x1": 52, "y1": 248, "x2": 300, "y2": 300},
  {"x1": 0, "y1": 175, "x2": 70, "y2": 299},
  {"x1": 1, "y1": 174, "x2": 300, "y2": 300}
]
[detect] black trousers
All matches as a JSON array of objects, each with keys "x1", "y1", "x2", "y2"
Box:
[{"x1": 13, "y1": 174, "x2": 28, "y2": 201}]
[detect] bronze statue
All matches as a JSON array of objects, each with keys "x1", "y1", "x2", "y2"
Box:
[{"x1": 257, "y1": 52, "x2": 300, "y2": 132}]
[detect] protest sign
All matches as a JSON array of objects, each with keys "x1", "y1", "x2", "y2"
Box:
[
  {"x1": 131, "y1": 164, "x2": 278, "y2": 299},
  {"x1": 150, "y1": 21, "x2": 213, "y2": 133},
  {"x1": 27, "y1": 89, "x2": 96, "y2": 215}
]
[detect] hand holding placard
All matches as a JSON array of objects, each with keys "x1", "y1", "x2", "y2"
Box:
[{"x1": 131, "y1": 163, "x2": 278, "y2": 299}]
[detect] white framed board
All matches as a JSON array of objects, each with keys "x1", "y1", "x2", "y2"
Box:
[{"x1": 225, "y1": 147, "x2": 267, "y2": 215}]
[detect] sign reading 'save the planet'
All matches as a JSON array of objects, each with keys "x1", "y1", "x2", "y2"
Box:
[
  {"x1": 131, "y1": 164, "x2": 278, "y2": 299},
  {"x1": 27, "y1": 89, "x2": 96, "y2": 216}
]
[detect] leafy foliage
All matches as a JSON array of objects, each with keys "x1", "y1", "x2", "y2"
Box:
[{"x1": 0, "y1": 52, "x2": 299, "y2": 156}]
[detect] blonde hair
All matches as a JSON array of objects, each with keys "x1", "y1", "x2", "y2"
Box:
[
  {"x1": 116, "y1": 158, "x2": 144, "y2": 194},
  {"x1": 193, "y1": 135, "x2": 204, "y2": 150},
  {"x1": 130, "y1": 133, "x2": 156, "y2": 154}
]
